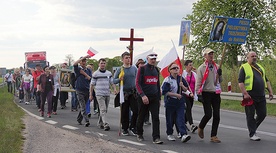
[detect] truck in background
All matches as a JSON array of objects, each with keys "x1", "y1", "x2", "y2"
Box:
[{"x1": 24, "y1": 51, "x2": 49, "y2": 69}]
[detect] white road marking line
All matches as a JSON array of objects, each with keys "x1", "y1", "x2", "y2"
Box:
[
  {"x1": 17, "y1": 104, "x2": 44, "y2": 120},
  {"x1": 219, "y1": 123, "x2": 276, "y2": 137},
  {"x1": 118, "y1": 139, "x2": 145, "y2": 146},
  {"x1": 98, "y1": 132, "x2": 107, "y2": 137},
  {"x1": 62, "y1": 125, "x2": 79, "y2": 130},
  {"x1": 45, "y1": 120, "x2": 57, "y2": 124},
  {"x1": 162, "y1": 150, "x2": 179, "y2": 153}
]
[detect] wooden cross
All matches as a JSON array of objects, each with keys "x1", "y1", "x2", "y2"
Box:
[{"x1": 120, "y1": 28, "x2": 144, "y2": 65}]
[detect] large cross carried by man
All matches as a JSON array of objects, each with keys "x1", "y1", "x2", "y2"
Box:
[{"x1": 120, "y1": 28, "x2": 144, "y2": 65}]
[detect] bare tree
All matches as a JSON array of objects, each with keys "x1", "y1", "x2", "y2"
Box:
[{"x1": 65, "y1": 54, "x2": 75, "y2": 66}]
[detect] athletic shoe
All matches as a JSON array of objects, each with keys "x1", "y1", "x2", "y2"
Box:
[
  {"x1": 250, "y1": 134, "x2": 261, "y2": 141},
  {"x1": 40, "y1": 112, "x2": 44, "y2": 117},
  {"x1": 52, "y1": 112, "x2": 57, "y2": 115},
  {"x1": 104, "y1": 123, "x2": 110, "y2": 131},
  {"x1": 153, "y1": 138, "x2": 163, "y2": 144},
  {"x1": 84, "y1": 122, "x2": 90, "y2": 127},
  {"x1": 167, "y1": 135, "x2": 176, "y2": 141},
  {"x1": 47, "y1": 113, "x2": 51, "y2": 118},
  {"x1": 177, "y1": 133, "x2": 182, "y2": 139},
  {"x1": 129, "y1": 128, "x2": 137, "y2": 136},
  {"x1": 210, "y1": 136, "x2": 221, "y2": 143},
  {"x1": 191, "y1": 125, "x2": 198, "y2": 133},
  {"x1": 137, "y1": 135, "x2": 144, "y2": 142},
  {"x1": 98, "y1": 124, "x2": 104, "y2": 129},
  {"x1": 87, "y1": 113, "x2": 92, "y2": 118},
  {"x1": 122, "y1": 129, "x2": 129, "y2": 136},
  {"x1": 144, "y1": 121, "x2": 151, "y2": 125},
  {"x1": 25, "y1": 102, "x2": 30, "y2": 105},
  {"x1": 181, "y1": 134, "x2": 191, "y2": 143}
]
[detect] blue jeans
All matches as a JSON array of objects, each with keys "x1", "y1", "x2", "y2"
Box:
[
  {"x1": 71, "y1": 92, "x2": 78, "y2": 109},
  {"x1": 165, "y1": 97, "x2": 187, "y2": 136},
  {"x1": 7, "y1": 81, "x2": 13, "y2": 93}
]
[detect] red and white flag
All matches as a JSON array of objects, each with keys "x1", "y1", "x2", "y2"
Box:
[
  {"x1": 87, "y1": 47, "x2": 98, "y2": 57},
  {"x1": 157, "y1": 46, "x2": 182, "y2": 78}
]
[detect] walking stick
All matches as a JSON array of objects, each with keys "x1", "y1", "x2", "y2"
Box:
[{"x1": 119, "y1": 103, "x2": 122, "y2": 136}]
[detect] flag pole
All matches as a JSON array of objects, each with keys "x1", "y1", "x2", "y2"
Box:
[{"x1": 219, "y1": 43, "x2": 227, "y2": 68}]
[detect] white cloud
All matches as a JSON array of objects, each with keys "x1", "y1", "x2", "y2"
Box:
[{"x1": 0, "y1": 0, "x2": 196, "y2": 69}]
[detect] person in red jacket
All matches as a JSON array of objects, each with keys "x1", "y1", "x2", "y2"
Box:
[{"x1": 32, "y1": 64, "x2": 44, "y2": 110}]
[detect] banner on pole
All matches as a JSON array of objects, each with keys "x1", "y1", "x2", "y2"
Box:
[
  {"x1": 179, "y1": 20, "x2": 191, "y2": 46},
  {"x1": 209, "y1": 16, "x2": 251, "y2": 44}
]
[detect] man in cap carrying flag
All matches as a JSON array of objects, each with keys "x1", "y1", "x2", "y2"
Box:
[{"x1": 114, "y1": 52, "x2": 138, "y2": 136}]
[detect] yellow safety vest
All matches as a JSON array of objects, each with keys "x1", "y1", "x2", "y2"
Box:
[{"x1": 240, "y1": 63, "x2": 267, "y2": 91}]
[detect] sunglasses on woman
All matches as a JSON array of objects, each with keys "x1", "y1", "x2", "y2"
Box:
[{"x1": 170, "y1": 67, "x2": 179, "y2": 70}]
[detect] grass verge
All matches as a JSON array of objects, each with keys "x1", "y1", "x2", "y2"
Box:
[
  {"x1": 195, "y1": 99, "x2": 276, "y2": 116},
  {"x1": 0, "y1": 86, "x2": 25, "y2": 153}
]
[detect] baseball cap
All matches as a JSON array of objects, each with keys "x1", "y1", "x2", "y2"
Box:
[
  {"x1": 147, "y1": 53, "x2": 158, "y2": 59},
  {"x1": 241, "y1": 98, "x2": 254, "y2": 106},
  {"x1": 202, "y1": 48, "x2": 214, "y2": 56}
]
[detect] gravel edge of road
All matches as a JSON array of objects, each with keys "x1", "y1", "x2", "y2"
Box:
[{"x1": 22, "y1": 114, "x2": 151, "y2": 153}]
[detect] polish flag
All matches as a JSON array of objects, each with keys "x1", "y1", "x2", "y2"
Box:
[
  {"x1": 87, "y1": 47, "x2": 98, "y2": 57},
  {"x1": 157, "y1": 46, "x2": 183, "y2": 78},
  {"x1": 133, "y1": 47, "x2": 154, "y2": 65}
]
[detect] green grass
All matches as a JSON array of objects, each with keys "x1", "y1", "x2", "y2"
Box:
[
  {"x1": 0, "y1": 86, "x2": 25, "y2": 153},
  {"x1": 195, "y1": 99, "x2": 276, "y2": 116},
  {"x1": 0, "y1": 77, "x2": 3, "y2": 83}
]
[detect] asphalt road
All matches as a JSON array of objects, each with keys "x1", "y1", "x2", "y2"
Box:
[{"x1": 16, "y1": 94, "x2": 276, "y2": 153}]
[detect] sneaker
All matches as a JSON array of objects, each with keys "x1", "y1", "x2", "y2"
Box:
[
  {"x1": 77, "y1": 119, "x2": 82, "y2": 125},
  {"x1": 93, "y1": 110, "x2": 98, "y2": 115},
  {"x1": 40, "y1": 112, "x2": 44, "y2": 117},
  {"x1": 167, "y1": 135, "x2": 176, "y2": 141},
  {"x1": 38, "y1": 109, "x2": 41, "y2": 112},
  {"x1": 210, "y1": 136, "x2": 221, "y2": 143},
  {"x1": 153, "y1": 138, "x2": 163, "y2": 144},
  {"x1": 25, "y1": 102, "x2": 30, "y2": 105},
  {"x1": 47, "y1": 113, "x2": 51, "y2": 118},
  {"x1": 191, "y1": 125, "x2": 198, "y2": 133},
  {"x1": 198, "y1": 128, "x2": 204, "y2": 139},
  {"x1": 129, "y1": 128, "x2": 137, "y2": 136},
  {"x1": 122, "y1": 129, "x2": 129, "y2": 136},
  {"x1": 84, "y1": 122, "x2": 90, "y2": 127},
  {"x1": 104, "y1": 123, "x2": 110, "y2": 131},
  {"x1": 87, "y1": 113, "x2": 92, "y2": 118},
  {"x1": 250, "y1": 134, "x2": 261, "y2": 141},
  {"x1": 52, "y1": 112, "x2": 57, "y2": 115},
  {"x1": 181, "y1": 134, "x2": 191, "y2": 143},
  {"x1": 177, "y1": 133, "x2": 182, "y2": 139},
  {"x1": 98, "y1": 124, "x2": 104, "y2": 129},
  {"x1": 144, "y1": 121, "x2": 151, "y2": 125},
  {"x1": 137, "y1": 135, "x2": 144, "y2": 142}
]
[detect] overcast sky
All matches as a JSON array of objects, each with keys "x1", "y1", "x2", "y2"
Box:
[{"x1": 0, "y1": 0, "x2": 197, "y2": 69}]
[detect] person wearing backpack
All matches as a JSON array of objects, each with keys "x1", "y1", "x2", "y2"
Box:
[{"x1": 135, "y1": 53, "x2": 163, "y2": 144}]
